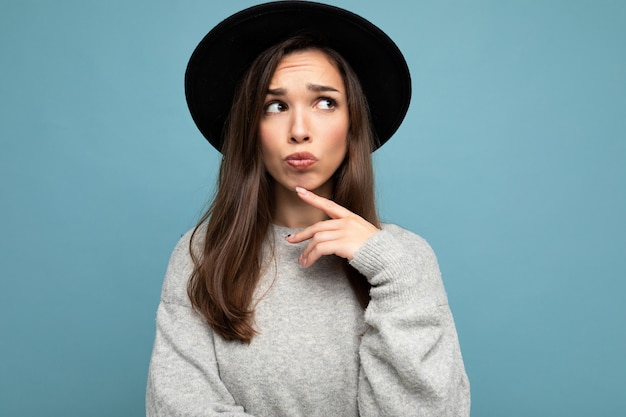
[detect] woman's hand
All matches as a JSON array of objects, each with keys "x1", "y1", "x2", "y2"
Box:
[{"x1": 285, "y1": 187, "x2": 380, "y2": 267}]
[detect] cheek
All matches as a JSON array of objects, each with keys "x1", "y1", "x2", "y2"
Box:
[
  {"x1": 326, "y1": 120, "x2": 349, "y2": 155},
  {"x1": 258, "y1": 123, "x2": 270, "y2": 149},
  {"x1": 330, "y1": 110, "x2": 349, "y2": 140}
]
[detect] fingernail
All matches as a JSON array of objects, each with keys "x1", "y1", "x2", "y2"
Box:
[{"x1": 295, "y1": 186, "x2": 308, "y2": 196}]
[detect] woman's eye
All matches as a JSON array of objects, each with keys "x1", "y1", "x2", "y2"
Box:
[
  {"x1": 264, "y1": 101, "x2": 286, "y2": 114},
  {"x1": 317, "y1": 98, "x2": 336, "y2": 110}
]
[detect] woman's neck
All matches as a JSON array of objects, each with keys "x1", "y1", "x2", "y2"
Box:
[{"x1": 272, "y1": 183, "x2": 332, "y2": 228}]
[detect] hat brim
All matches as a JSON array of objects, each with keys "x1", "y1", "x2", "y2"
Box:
[{"x1": 185, "y1": 1, "x2": 411, "y2": 152}]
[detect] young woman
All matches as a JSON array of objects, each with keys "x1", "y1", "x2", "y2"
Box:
[{"x1": 147, "y1": 2, "x2": 470, "y2": 416}]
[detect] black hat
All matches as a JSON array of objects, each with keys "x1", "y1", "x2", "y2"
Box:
[{"x1": 185, "y1": 1, "x2": 411, "y2": 152}]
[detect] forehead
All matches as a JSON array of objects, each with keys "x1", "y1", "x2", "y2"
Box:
[{"x1": 270, "y1": 49, "x2": 343, "y2": 86}]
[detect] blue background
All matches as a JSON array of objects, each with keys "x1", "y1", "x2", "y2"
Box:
[{"x1": 1, "y1": 0, "x2": 624, "y2": 416}]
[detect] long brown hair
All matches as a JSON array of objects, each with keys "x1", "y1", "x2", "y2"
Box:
[{"x1": 188, "y1": 36, "x2": 380, "y2": 342}]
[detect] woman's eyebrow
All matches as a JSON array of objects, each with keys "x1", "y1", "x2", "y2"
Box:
[
  {"x1": 307, "y1": 83, "x2": 339, "y2": 92},
  {"x1": 267, "y1": 88, "x2": 287, "y2": 96}
]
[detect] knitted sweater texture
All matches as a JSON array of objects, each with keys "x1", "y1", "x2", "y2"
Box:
[{"x1": 146, "y1": 223, "x2": 470, "y2": 416}]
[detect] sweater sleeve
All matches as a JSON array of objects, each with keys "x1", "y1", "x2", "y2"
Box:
[
  {"x1": 349, "y1": 225, "x2": 471, "y2": 417},
  {"x1": 146, "y1": 231, "x2": 255, "y2": 417}
]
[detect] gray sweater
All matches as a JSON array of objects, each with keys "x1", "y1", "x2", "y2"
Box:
[{"x1": 146, "y1": 223, "x2": 470, "y2": 416}]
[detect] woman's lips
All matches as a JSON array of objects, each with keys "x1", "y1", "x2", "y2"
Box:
[{"x1": 285, "y1": 152, "x2": 318, "y2": 169}]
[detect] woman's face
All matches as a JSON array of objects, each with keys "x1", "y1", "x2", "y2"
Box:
[{"x1": 259, "y1": 49, "x2": 349, "y2": 198}]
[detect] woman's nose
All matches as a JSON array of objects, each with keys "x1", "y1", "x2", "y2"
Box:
[{"x1": 290, "y1": 109, "x2": 310, "y2": 143}]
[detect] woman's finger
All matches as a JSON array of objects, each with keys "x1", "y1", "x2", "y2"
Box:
[
  {"x1": 286, "y1": 219, "x2": 342, "y2": 244},
  {"x1": 298, "y1": 218, "x2": 379, "y2": 267},
  {"x1": 295, "y1": 187, "x2": 352, "y2": 219},
  {"x1": 286, "y1": 187, "x2": 380, "y2": 267},
  {"x1": 298, "y1": 231, "x2": 343, "y2": 267}
]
